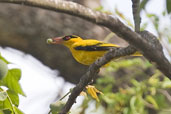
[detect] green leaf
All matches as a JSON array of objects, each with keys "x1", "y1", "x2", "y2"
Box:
[
  {"x1": 13, "y1": 106, "x2": 24, "y2": 114},
  {"x1": 153, "y1": 94, "x2": 167, "y2": 108},
  {"x1": 50, "y1": 101, "x2": 65, "y2": 114},
  {"x1": 146, "y1": 95, "x2": 159, "y2": 109},
  {"x1": 162, "y1": 82, "x2": 171, "y2": 88},
  {"x1": 162, "y1": 78, "x2": 171, "y2": 88},
  {"x1": 167, "y1": 0, "x2": 171, "y2": 13},
  {"x1": 130, "y1": 96, "x2": 137, "y2": 113},
  {"x1": 131, "y1": 79, "x2": 140, "y2": 87},
  {"x1": 7, "y1": 90, "x2": 19, "y2": 107},
  {"x1": 0, "y1": 60, "x2": 8, "y2": 80},
  {"x1": 146, "y1": 13, "x2": 156, "y2": 18},
  {"x1": 102, "y1": 93, "x2": 115, "y2": 105},
  {"x1": 0, "y1": 91, "x2": 7, "y2": 101},
  {"x1": 95, "y1": 6, "x2": 103, "y2": 11},
  {"x1": 0, "y1": 96, "x2": 12, "y2": 110},
  {"x1": 2, "y1": 69, "x2": 25, "y2": 96},
  {"x1": 0, "y1": 109, "x2": 12, "y2": 114}
]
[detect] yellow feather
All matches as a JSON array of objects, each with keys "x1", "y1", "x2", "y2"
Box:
[
  {"x1": 48, "y1": 35, "x2": 141, "y2": 65},
  {"x1": 61, "y1": 37, "x2": 119, "y2": 65}
]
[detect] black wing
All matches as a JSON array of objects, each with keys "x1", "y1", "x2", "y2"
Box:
[{"x1": 74, "y1": 43, "x2": 116, "y2": 51}]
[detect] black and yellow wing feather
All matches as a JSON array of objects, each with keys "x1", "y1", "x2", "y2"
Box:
[
  {"x1": 69, "y1": 39, "x2": 120, "y2": 65},
  {"x1": 73, "y1": 39, "x2": 119, "y2": 51}
]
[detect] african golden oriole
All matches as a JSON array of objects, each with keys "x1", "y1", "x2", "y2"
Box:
[{"x1": 47, "y1": 35, "x2": 140, "y2": 65}]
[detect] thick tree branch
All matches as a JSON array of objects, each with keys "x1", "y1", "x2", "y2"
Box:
[
  {"x1": 59, "y1": 46, "x2": 138, "y2": 114},
  {"x1": 0, "y1": 0, "x2": 171, "y2": 78}
]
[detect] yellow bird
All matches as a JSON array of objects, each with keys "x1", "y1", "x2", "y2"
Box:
[
  {"x1": 47, "y1": 35, "x2": 141, "y2": 101},
  {"x1": 47, "y1": 35, "x2": 139, "y2": 65}
]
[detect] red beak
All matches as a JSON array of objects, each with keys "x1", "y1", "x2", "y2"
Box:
[{"x1": 47, "y1": 37, "x2": 63, "y2": 44}]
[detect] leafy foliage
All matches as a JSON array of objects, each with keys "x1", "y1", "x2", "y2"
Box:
[
  {"x1": 79, "y1": 58, "x2": 171, "y2": 114},
  {"x1": 0, "y1": 53, "x2": 24, "y2": 114}
]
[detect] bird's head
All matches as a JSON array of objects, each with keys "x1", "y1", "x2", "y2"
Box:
[{"x1": 47, "y1": 35, "x2": 82, "y2": 47}]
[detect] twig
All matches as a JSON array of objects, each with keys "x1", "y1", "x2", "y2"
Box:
[
  {"x1": 59, "y1": 89, "x2": 72, "y2": 101},
  {"x1": 131, "y1": 0, "x2": 141, "y2": 32}
]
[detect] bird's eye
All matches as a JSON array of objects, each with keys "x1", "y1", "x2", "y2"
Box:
[
  {"x1": 63, "y1": 36, "x2": 70, "y2": 41},
  {"x1": 63, "y1": 35, "x2": 78, "y2": 41}
]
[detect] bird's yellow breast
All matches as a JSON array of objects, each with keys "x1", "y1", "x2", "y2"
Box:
[{"x1": 70, "y1": 48, "x2": 107, "y2": 65}]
